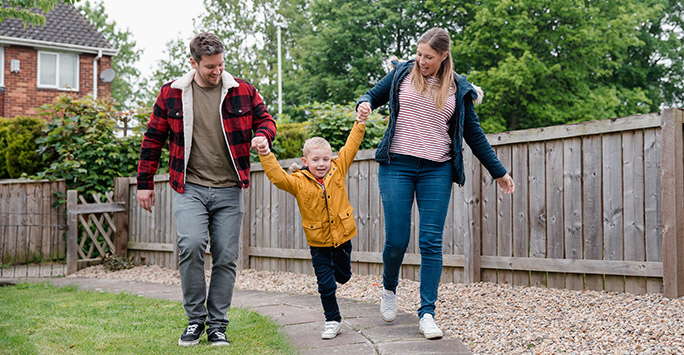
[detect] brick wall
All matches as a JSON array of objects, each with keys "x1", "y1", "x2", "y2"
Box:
[{"x1": 1, "y1": 45, "x2": 112, "y2": 118}]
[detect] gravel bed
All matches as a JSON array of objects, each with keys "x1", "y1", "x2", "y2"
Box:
[{"x1": 69, "y1": 265, "x2": 684, "y2": 354}]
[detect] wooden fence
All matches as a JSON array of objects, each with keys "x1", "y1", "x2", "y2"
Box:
[
  {"x1": 0, "y1": 179, "x2": 67, "y2": 277},
  {"x1": 3, "y1": 109, "x2": 683, "y2": 297},
  {"x1": 117, "y1": 108, "x2": 684, "y2": 297}
]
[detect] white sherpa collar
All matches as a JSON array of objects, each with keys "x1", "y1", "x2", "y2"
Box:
[{"x1": 170, "y1": 69, "x2": 239, "y2": 90}]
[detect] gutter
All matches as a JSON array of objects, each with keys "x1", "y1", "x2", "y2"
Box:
[
  {"x1": 0, "y1": 36, "x2": 118, "y2": 56},
  {"x1": 93, "y1": 49, "x2": 102, "y2": 99}
]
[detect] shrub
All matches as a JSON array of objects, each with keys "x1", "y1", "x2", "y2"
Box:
[
  {"x1": 34, "y1": 95, "x2": 149, "y2": 196},
  {"x1": 272, "y1": 121, "x2": 308, "y2": 159},
  {"x1": 0, "y1": 116, "x2": 46, "y2": 179},
  {"x1": 303, "y1": 102, "x2": 387, "y2": 153}
]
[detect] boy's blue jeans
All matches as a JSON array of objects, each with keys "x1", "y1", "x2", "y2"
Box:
[
  {"x1": 310, "y1": 240, "x2": 353, "y2": 322},
  {"x1": 378, "y1": 154, "x2": 453, "y2": 318}
]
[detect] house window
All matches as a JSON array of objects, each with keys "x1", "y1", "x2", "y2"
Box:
[
  {"x1": 37, "y1": 51, "x2": 79, "y2": 90},
  {"x1": 0, "y1": 47, "x2": 4, "y2": 87}
]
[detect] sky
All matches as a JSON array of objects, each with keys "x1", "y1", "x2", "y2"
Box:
[{"x1": 97, "y1": 0, "x2": 206, "y2": 76}]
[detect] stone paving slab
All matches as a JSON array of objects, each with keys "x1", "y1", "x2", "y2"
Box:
[{"x1": 2, "y1": 277, "x2": 472, "y2": 354}]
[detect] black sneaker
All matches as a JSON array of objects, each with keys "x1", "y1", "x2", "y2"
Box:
[
  {"x1": 208, "y1": 329, "x2": 230, "y2": 346},
  {"x1": 178, "y1": 322, "x2": 204, "y2": 346}
]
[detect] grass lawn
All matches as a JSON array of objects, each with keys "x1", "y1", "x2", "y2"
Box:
[{"x1": 0, "y1": 282, "x2": 297, "y2": 355}]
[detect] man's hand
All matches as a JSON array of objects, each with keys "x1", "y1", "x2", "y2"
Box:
[
  {"x1": 136, "y1": 189, "x2": 155, "y2": 212},
  {"x1": 251, "y1": 136, "x2": 270, "y2": 155},
  {"x1": 496, "y1": 173, "x2": 515, "y2": 194},
  {"x1": 357, "y1": 102, "x2": 371, "y2": 124}
]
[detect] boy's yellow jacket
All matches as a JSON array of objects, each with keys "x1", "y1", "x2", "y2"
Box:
[{"x1": 259, "y1": 122, "x2": 366, "y2": 248}]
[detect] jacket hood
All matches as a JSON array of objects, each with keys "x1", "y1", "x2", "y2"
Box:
[{"x1": 389, "y1": 58, "x2": 483, "y2": 106}]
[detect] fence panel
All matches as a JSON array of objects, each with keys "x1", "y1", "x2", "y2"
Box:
[
  {"x1": 0, "y1": 179, "x2": 67, "y2": 277},
  {"x1": 115, "y1": 109, "x2": 684, "y2": 296}
]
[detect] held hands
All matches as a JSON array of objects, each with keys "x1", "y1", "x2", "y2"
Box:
[
  {"x1": 251, "y1": 136, "x2": 270, "y2": 156},
  {"x1": 496, "y1": 173, "x2": 515, "y2": 194},
  {"x1": 357, "y1": 102, "x2": 371, "y2": 124},
  {"x1": 136, "y1": 189, "x2": 155, "y2": 212}
]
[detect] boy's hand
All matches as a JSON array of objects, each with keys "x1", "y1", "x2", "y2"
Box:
[
  {"x1": 357, "y1": 102, "x2": 371, "y2": 124},
  {"x1": 251, "y1": 136, "x2": 270, "y2": 155}
]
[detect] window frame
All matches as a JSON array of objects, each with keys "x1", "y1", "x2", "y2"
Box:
[{"x1": 36, "y1": 50, "x2": 79, "y2": 91}]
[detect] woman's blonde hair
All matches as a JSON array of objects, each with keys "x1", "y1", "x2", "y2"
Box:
[
  {"x1": 288, "y1": 137, "x2": 332, "y2": 172},
  {"x1": 410, "y1": 27, "x2": 455, "y2": 112}
]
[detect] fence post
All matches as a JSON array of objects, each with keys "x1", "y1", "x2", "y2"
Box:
[
  {"x1": 113, "y1": 177, "x2": 130, "y2": 257},
  {"x1": 66, "y1": 190, "x2": 78, "y2": 274},
  {"x1": 239, "y1": 186, "x2": 251, "y2": 270},
  {"x1": 661, "y1": 108, "x2": 684, "y2": 298}
]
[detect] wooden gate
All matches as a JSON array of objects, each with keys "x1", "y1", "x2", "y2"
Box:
[{"x1": 66, "y1": 187, "x2": 127, "y2": 273}]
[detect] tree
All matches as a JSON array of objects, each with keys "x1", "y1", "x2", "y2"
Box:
[
  {"x1": 292, "y1": 0, "x2": 442, "y2": 106},
  {"x1": 78, "y1": 0, "x2": 142, "y2": 110},
  {"x1": 430, "y1": 0, "x2": 680, "y2": 131},
  {"x1": 0, "y1": 0, "x2": 77, "y2": 27}
]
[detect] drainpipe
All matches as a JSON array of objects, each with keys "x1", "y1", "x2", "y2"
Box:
[{"x1": 93, "y1": 49, "x2": 102, "y2": 99}]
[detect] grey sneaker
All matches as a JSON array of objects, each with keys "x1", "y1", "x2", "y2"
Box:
[
  {"x1": 380, "y1": 289, "x2": 397, "y2": 322},
  {"x1": 178, "y1": 322, "x2": 204, "y2": 346},
  {"x1": 419, "y1": 314, "x2": 443, "y2": 339},
  {"x1": 321, "y1": 321, "x2": 341, "y2": 339}
]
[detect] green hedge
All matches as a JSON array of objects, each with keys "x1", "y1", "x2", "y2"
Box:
[{"x1": 0, "y1": 116, "x2": 46, "y2": 179}]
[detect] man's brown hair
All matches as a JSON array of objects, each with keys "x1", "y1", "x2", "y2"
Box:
[{"x1": 189, "y1": 32, "x2": 224, "y2": 63}]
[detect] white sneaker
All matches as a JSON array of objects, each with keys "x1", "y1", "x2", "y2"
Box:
[
  {"x1": 321, "y1": 321, "x2": 341, "y2": 339},
  {"x1": 380, "y1": 289, "x2": 397, "y2": 322},
  {"x1": 419, "y1": 314, "x2": 443, "y2": 339}
]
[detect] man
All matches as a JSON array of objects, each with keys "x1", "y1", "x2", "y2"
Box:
[{"x1": 136, "y1": 32, "x2": 276, "y2": 346}]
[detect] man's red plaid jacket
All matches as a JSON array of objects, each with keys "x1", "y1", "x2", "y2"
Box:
[{"x1": 137, "y1": 70, "x2": 277, "y2": 193}]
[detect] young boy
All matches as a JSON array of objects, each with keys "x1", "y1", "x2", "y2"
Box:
[{"x1": 252, "y1": 114, "x2": 366, "y2": 339}]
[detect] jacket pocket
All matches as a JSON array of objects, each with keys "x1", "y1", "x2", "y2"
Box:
[
  {"x1": 167, "y1": 109, "x2": 183, "y2": 132},
  {"x1": 226, "y1": 105, "x2": 252, "y2": 118},
  {"x1": 338, "y1": 206, "x2": 356, "y2": 236}
]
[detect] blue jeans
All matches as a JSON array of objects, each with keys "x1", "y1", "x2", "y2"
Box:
[
  {"x1": 378, "y1": 154, "x2": 453, "y2": 318},
  {"x1": 310, "y1": 240, "x2": 352, "y2": 322},
  {"x1": 172, "y1": 182, "x2": 244, "y2": 332}
]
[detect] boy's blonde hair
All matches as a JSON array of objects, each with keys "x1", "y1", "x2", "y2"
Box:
[
  {"x1": 302, "y1": 137, "x2": 331, "y2": 157},
  {"x1": 289, "y1": 136, "x2": 332, "y2": 172}
]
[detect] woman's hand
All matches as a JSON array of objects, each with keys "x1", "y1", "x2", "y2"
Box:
[
  {"x1": 357, "y1": 102, "x2": 372, "y2": 123},
  {"x1": 496, "y1": 173, "x2": 515, "y2": 194}
]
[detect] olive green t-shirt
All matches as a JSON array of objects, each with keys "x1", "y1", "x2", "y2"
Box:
[{"x1": 185, "y1": 79, "x2": 240, "y2": 187}]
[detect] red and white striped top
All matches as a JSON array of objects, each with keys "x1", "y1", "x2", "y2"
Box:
[{"x1": 390, "y1": 74, "x2": 456, "y2": 162}]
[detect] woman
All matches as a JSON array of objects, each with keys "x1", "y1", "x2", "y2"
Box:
[{"x1": 356, "y1": 27, "x2": 514, "y2": 339}]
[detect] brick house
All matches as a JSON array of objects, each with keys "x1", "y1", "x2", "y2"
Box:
[{"x1": 0, "y1": 4, "x2": 117, "y2": 117}]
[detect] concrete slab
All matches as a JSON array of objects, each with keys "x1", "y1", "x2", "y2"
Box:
[
  {"x1": 283, "y1": 321, "x2": 369, "y2": 350},
  {"x1": 377, "y1": 338, "x2": 471, "y2": 355},
  {"x1": 251, "y1": 304, "x2": 322, "y2": 325},
  {"x1": 300, "y1": 342, "x2": 376, "y2": 355}
]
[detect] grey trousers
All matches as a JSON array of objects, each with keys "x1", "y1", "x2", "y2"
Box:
[{"x1": 172, "y1": 182, "x2": 243, "y2": 332}]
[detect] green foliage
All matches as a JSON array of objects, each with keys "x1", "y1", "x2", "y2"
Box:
[
  {"x1": 272, "y1": 121, "x2": 308, "y2": 159},
  {"x1": 78, "y1": 0, "x2": 143, "y2": 110},
  {"x1": 436, "y1": 0, "x2": 680, "y2": 131},
  {"x1": 141, "y1": 37, "x2": 192, "y2": 107},
  {"x1": 0, "y1": 282, "x2": 296, "y2": 354},
  {"x1": 34, "y1": 95, "x2": 146, "y2": 196},
  {"x1": 304, "y1": 102, "x2": 386, "y2": 153},
  {"x1": 0, "y1": 0, "x2": 77, "y2": 27},
  {"x1": 0, "y1": 116, "x2": 46, "y2": 178},
  {"x1": 293, "y1": 0, "x2": 443, "y2": 105}
]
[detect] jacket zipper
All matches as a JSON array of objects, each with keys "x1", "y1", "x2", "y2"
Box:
[{"x1": 387, "y1": 67, "x2": 400, "y2": 163}]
